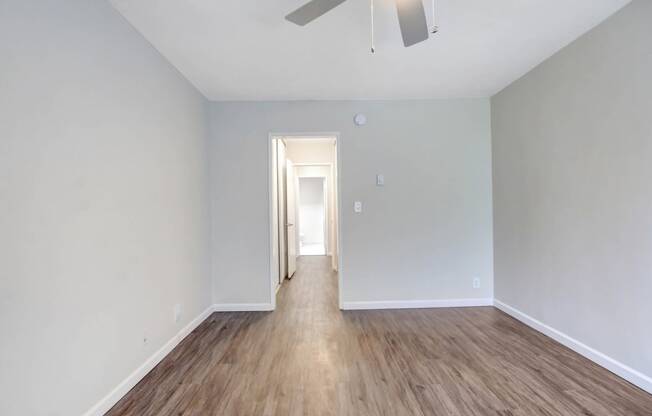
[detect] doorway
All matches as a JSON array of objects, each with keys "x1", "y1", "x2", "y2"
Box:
[
  {"x1": 298, "y1": 177, "x2": 327, "y2": 256},
  {"x1": 269, "y1": 134, "x2": 341, "y2": 309}
]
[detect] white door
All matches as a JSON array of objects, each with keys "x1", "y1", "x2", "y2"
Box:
[
  {"x1": 271, "y1": 139, "x2": 280, "y2": 287},
  {"x1": 277, "y1": 140, "x2": 287, "y2": 284},
  {"x1": 286, "y1": 159, "x2": 297, "y2": 278}
]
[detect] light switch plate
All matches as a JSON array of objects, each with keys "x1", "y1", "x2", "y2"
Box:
[
  {"x1": 354, "y1": 201, "x2": 362, "y2": 213},
  {"x1": 376, "y1": 174, "x2": 384, "y2": 186}
]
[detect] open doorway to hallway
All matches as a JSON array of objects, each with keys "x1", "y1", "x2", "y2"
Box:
[
  {"x1": 298, "y1": 177, "x2": 326, "y2": 256},
  {"x1": 270, "y1": 135, "x2": 340, "y2": 307}
]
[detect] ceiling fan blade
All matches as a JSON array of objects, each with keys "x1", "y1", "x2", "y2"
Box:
[
  {"x1": 285, "y1": 0, "x2": 348, "y2": 26},
  {"x1": 395, "y1": 0, "x2": 429, "y2": 47}
]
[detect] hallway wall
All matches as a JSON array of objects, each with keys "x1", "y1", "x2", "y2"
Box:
[{"x1": 286, "y1": 140, "x2": 335, "y2": 164}]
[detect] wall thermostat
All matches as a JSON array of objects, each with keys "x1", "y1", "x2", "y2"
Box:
[{"x1": 354, "y1": 113, "x2": 367, "y2": 126}]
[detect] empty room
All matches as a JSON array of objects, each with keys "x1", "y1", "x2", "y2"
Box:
[{"x1": 1, "y1": 0, "x2": 651, "y2": 415}]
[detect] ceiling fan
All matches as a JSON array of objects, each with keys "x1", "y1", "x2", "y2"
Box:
[{"x1": 285, "y1": 0, "x2": 431, "y2": 48}]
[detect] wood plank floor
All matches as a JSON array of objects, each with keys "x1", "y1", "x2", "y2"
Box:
[{"x1": 106, "y1": 256, "x2": 652, "y2": 415}]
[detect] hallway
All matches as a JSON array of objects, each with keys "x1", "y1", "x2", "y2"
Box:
[{"x1": 106, "y1": 257, "x2": 652, "y2": 416}]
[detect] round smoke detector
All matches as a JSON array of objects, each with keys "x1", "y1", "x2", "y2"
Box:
[{"x1": 354, "y1": 114, "x2": 367, "y2": 126}]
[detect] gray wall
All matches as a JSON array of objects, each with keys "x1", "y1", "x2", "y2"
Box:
[
  {"x1": 209, "y1": 100, "x2": 494, "y2": 305},
  {"x1": 0, "y1": 1, "x2": 211, "y2": 415},
  {"x1": 492, "y1": 0, "x2": 651, "y2": 379}
]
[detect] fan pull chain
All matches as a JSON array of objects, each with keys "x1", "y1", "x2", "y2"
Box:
[
  {"x1": 370, "y1": 0, "x2": 375, "y2": 53},
  {"x1": 431, "y1": 0, "x2": 439, "y2": 33}
]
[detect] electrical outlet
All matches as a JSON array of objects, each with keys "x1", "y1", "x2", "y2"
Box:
[
  {"x1": 473, "y1": 277, "x2": 481, "y2": 289},
  {"x1": 174, "y1": 304, "x2": 182, "y2": 324}
]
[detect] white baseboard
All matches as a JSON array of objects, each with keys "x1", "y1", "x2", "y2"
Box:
[
  {"x1": 82, "y1": 297, "x2": 651, "y2": 416},
  {"x1": 83, "y1": 302, "x2": 272, "y2": 415},
  {"x1": 494, "y1": 299, "x2": 652, "y2": 395},
  {"x1": 213, "y1": 303, "x2": 274, "y2": 312},
  {"x1": 83, "y1": 304, "x2": 214, "y2": 416},
  {"x1": 342, "y1": 298, "x2": 493, "y2": 310}
]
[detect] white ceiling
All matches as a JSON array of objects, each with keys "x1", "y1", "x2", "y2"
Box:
[{"x1": 110, "y1": 0, "x2": 630, "y2": 101}]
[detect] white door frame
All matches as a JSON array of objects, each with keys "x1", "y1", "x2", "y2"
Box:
[{"x1": 267, "y1": 132, "x2": 343, "y2": 310}]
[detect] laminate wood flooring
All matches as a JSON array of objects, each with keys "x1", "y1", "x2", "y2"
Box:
[{"x1": 106, "y1": 256, "x2": 652, "y2": 415}]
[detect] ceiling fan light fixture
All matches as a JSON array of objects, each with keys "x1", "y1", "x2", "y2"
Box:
[{"x1": 285, "y1": 0, "x2": 432, "y2": 49}]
